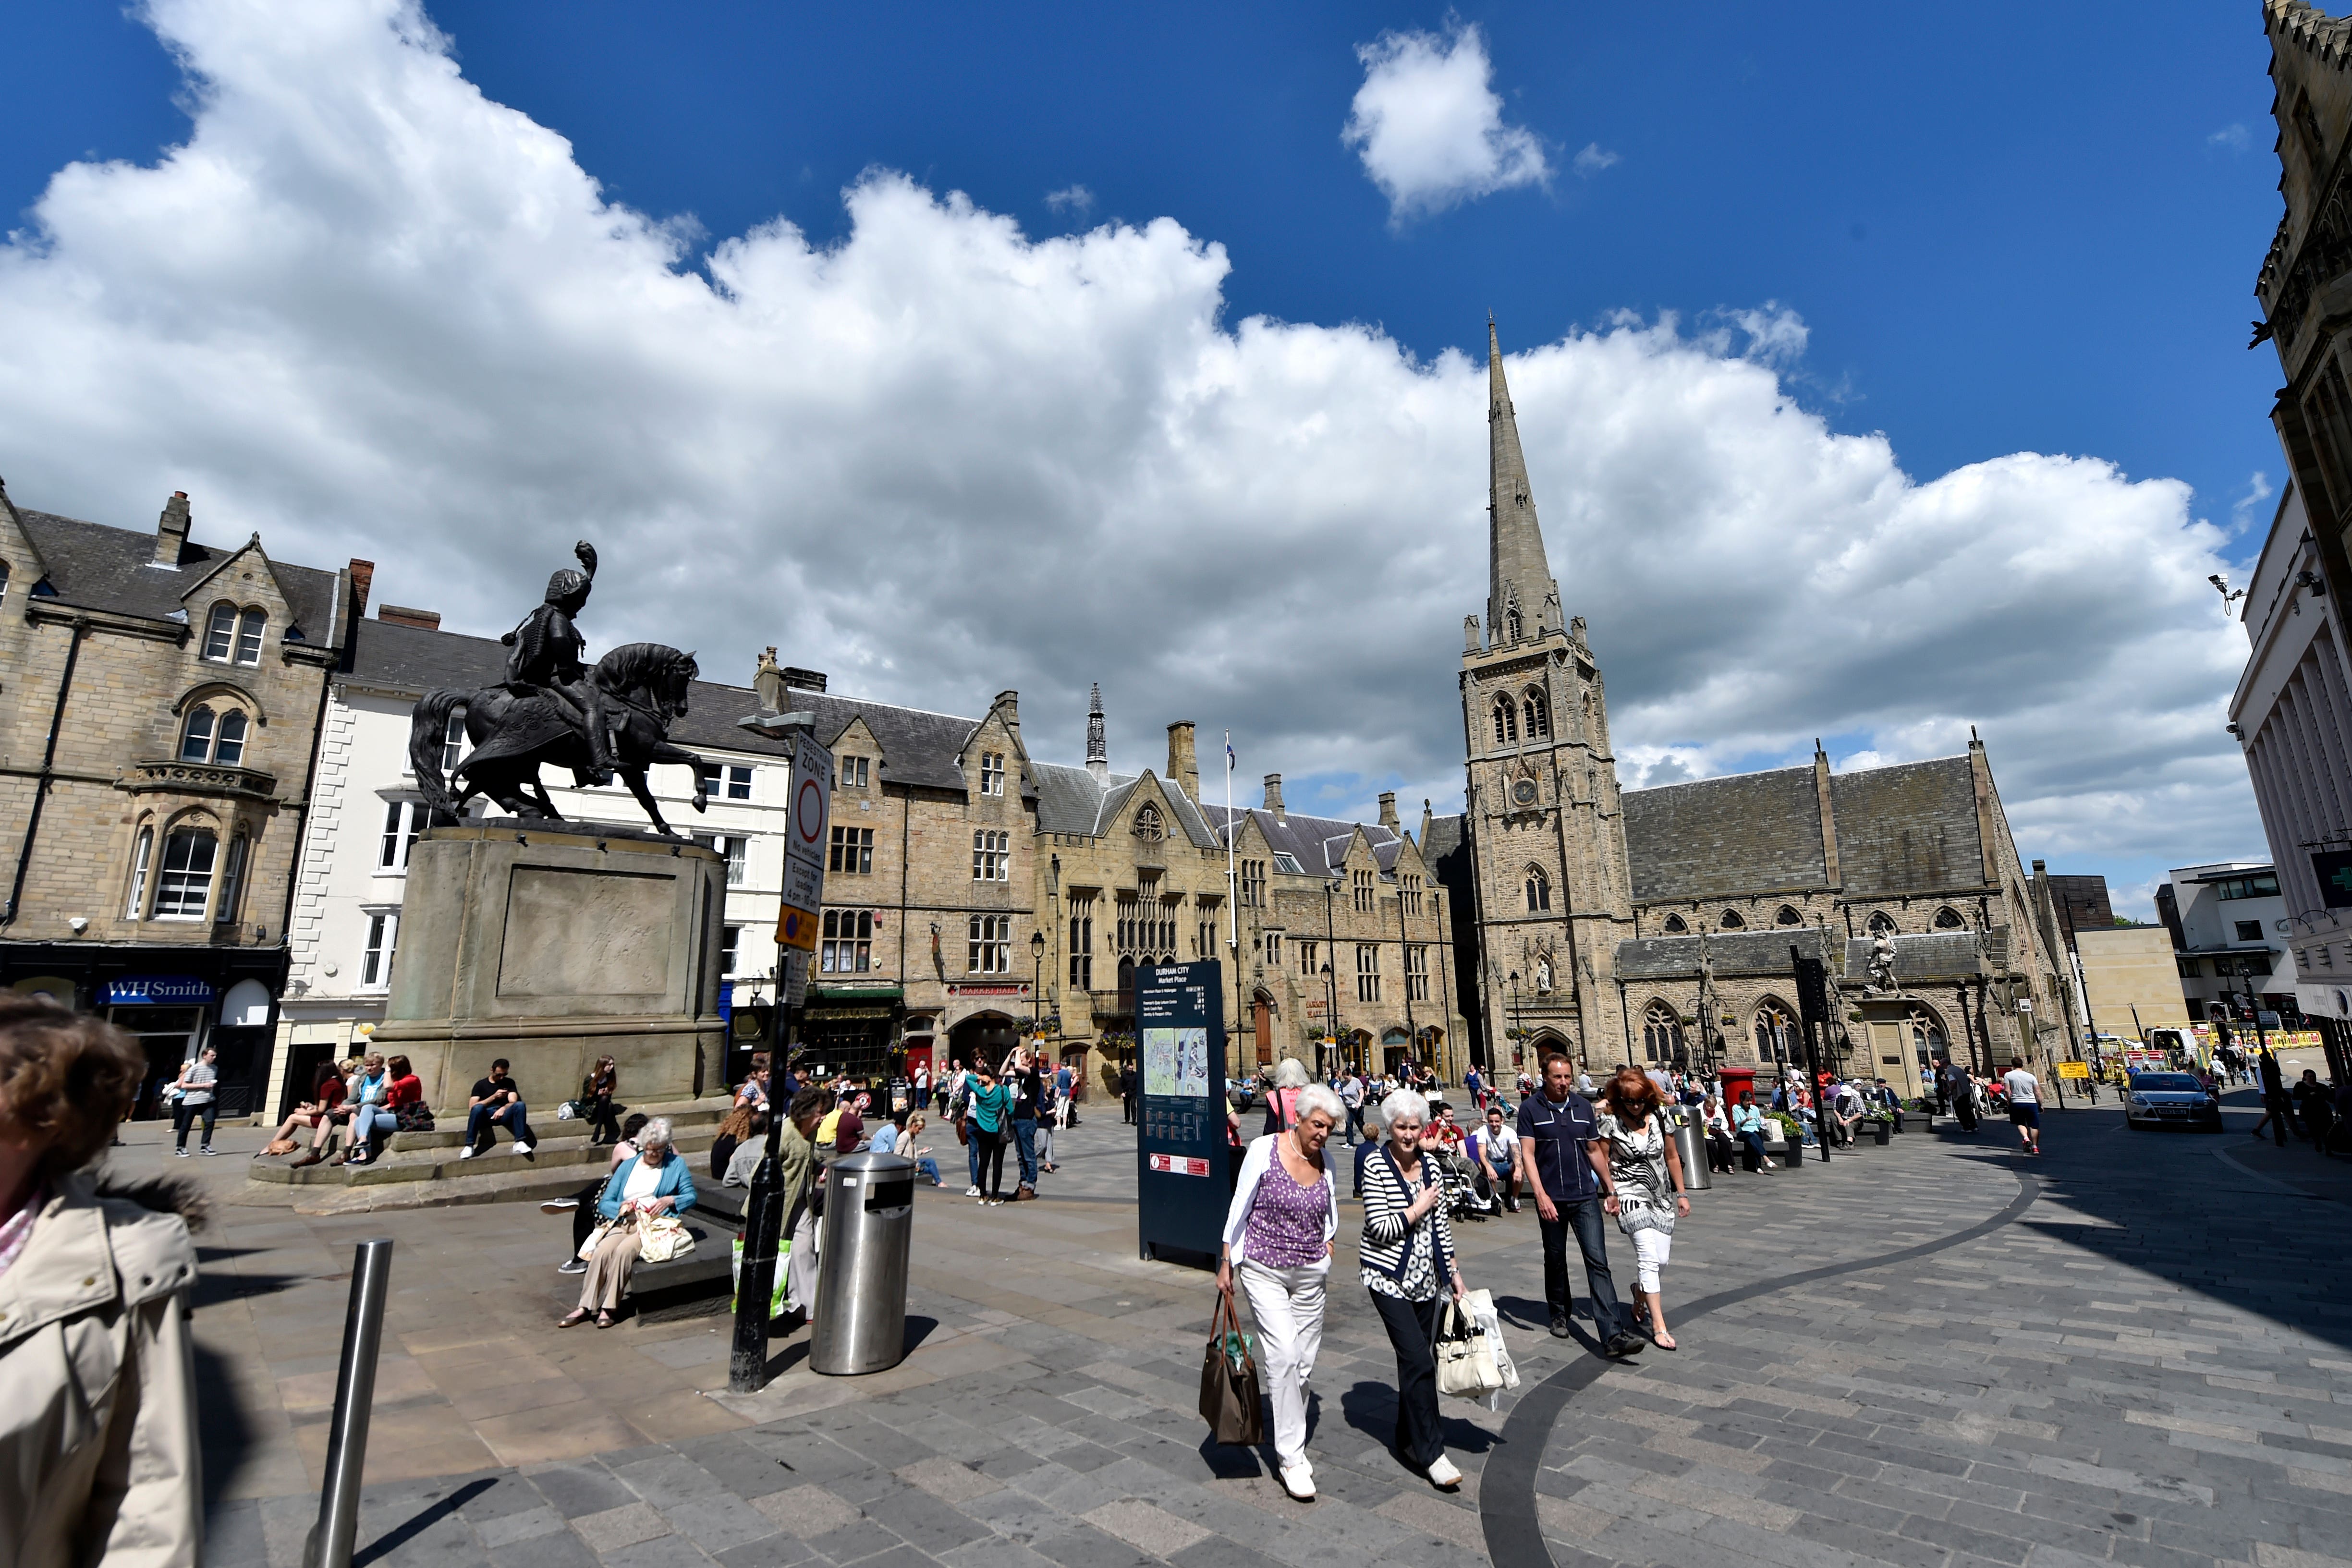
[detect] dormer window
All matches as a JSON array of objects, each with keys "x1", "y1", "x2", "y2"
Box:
[
  {"x1": 837, "y1": 756, "x2": 869, "y2": 789},
  {"x1": 202, "y1": 604, "x2": 266, "y2": 665}
]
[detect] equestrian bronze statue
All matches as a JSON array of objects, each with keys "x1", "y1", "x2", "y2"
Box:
[{"x1": 407, "y1": 541, "x2": 712, "y2": 836}]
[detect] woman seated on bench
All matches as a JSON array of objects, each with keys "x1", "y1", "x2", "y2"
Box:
[{"x1": 562, "y1": 1117, "x2": 695, "y2": 1329}]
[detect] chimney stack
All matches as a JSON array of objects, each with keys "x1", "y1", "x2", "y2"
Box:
[
  {"x1": 1263, "y1": 773, "x2": 1286, "y2": 823},
  {"x1": 155, "y1": 492, "x2": 191, "y2": 566},
  {"x1": 1378, "y1": 791, "x2": 1399, "y2": 830},
  {"x1": 781, "y1": 666, "x2": 828, "y2": 693},
  {"x1": 348, "y1": 559, "x2": 376, "y2": 620},
  {"x1": 1166, "y1": 721, "x2": 1199, "y2": 802},
  {"x1": 377, "y1": 605, "x2": 441, "y2": 630}
]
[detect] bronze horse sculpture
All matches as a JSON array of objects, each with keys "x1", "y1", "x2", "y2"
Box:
[{"x1": 408, "y1": 642, "x2": 712, "y2": 837}]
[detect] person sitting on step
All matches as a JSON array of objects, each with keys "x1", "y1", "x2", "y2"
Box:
[{"x1": 460, "y1": 1058, "x2": 536, "y2": 1159}]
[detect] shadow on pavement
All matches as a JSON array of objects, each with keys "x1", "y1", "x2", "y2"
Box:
[
  {"x1": 352, "y1": 1477, "x2": 495, "y2": 1567},
  {"x1": 1336, "y1": 1378, "x2": 1501, "y2": 1455},
  {"x1": 195, "y1": 1342, "x2": 257, "y2": 1507}
]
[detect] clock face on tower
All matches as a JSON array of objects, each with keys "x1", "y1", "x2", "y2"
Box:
[{"x1": 1511, "y1": 778, "x2": 1539, "y2": 806}]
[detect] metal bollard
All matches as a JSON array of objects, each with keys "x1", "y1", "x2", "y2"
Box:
[{"x1": 303, "y1": 1238, "x2": 395, "y2": 1568}]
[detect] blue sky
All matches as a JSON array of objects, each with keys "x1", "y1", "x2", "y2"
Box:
[{"x1": 0, "y1": 1, "x2": 2296, "y2": 912}]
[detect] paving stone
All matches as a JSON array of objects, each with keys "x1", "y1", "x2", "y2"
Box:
[{"x1": 568, "y1": 1501, "x2": 671, "y2": 1552}]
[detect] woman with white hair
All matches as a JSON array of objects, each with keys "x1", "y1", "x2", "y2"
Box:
[
  {"x1": 1218, "y1": 1082, "x2": 1342, "y2": 1501},
  {"x1": 562, "y1": 1116, "x2": 697, "y2": 1328},
  {"x1": 1359, "y1": 1087, "x2": 1471, "y2": 1491}
]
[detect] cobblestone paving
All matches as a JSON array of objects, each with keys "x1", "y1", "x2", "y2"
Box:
[{"x1": 198, "y1": 1101, "x2": 2352, "y2": 1568}]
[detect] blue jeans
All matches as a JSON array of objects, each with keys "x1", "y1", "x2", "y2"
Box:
[
  {"x1": 914, "y1": 1155, "x2": 942, "y2": 1184},
  {"x1": 1012, "y1": 1118, "x2": 1038, "y2": 1188},
  {"x1": 965, "y1": 1125, "x2": 982, "y2": 1187},
  {"x1": 1539, "y1": 1195, "x2": 1629, "y2": 1339},
  {"x1": 466, "y1": 1100, "x2": 535, "y2": 1149}
]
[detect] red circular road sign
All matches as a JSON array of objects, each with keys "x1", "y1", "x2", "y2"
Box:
[{"x1": 794, "y1": 776, "x2": 825, "y2": 847}]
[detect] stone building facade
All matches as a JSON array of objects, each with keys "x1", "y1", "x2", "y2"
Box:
[
  {"x1": 0, "y1": 483, "x2": 361, "y2": 1115},
  {"x1": 1439, "y1": 329, "x2": 2070, "y2": 1096}
]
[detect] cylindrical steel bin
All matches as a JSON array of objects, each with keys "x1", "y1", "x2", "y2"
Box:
[
  {"x1": 1666, "y1": 1110, "x2": 1711, "y2": 1191},
  {"x1": 809, "y1": 1151, "x2": 916, "y2": 1375}
]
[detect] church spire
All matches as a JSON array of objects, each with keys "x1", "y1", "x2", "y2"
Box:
[
  {"x1": 1486, "y1": 321, "x2": 1561, "y2": 647},
  {"x1": 1086, "y1": 681, "x2": 1108, "y2": 780}
]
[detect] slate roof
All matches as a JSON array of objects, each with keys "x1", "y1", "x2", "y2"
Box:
[
  {"x1": 1205, "y1": 806, "x2": 1406, "y2": 880},
  {"x1": 1620, "y1": 753, "x2": 1987, "y2": 904},
  {"x1": 1622, "y1": 766, "x2": 1827, "y2": 902},
  {"x1": 1828, "y1": 757, "x2": 1983, "y2": 897},
  {"x1": 1032, "y1": 763, "x2": 1219, "y2": 848},
  {"x1": 1420, "y1": 813, "x2": 1466, "y2": 866},
  {"x1": 1842, "y1": 932, "x2": 1989, "y2": 984},
  {"x1": 1614, "y1": 926, "x2": 1839, "y2": 983},
  {"x1": 773, "y1": 689, "x2": 989, "y2": 785},
  {"x1": 16, "y1": 508, "x2": 343, "y2": 643}
]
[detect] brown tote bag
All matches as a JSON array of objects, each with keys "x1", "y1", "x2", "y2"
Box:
[{"x1": 1198, "y1": 1288, "x2": 1265, "y2": 1446}]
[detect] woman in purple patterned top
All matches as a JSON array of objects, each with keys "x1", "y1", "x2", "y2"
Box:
[{"x1": 1219, "y1": 1076, "x2": 1343, "y2": 1501}]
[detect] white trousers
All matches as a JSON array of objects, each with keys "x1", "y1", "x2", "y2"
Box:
[
  {"x1": 1237, "y1": 1257, "x2": 1328, "y2": 1466},
  {"x1": 1630, "y1": 1226, "x2": 1672, "y2": 1293}
]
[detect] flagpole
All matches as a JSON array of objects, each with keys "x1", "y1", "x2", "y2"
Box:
[{"x1": 1225, "y1": 731, "x2": 1238, "y2": 959}]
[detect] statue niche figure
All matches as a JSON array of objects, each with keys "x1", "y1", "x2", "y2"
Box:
[
  {"x1": 407, "y1": 540, "x2": 713, "y2": 837},
  {"x1": 1866, "y1": 930, "x2": 1899, "y2": 994}
]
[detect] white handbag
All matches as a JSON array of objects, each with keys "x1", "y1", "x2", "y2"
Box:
[{"x1": 1434, "y1": 1296, "x2": 1503, "y2": 1400}]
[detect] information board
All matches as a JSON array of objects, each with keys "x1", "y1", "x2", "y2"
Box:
[{"x1": 1134, "y1": 960, "x2": 1227, "y2": 1263}]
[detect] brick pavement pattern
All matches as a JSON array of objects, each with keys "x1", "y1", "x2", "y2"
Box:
[{"x1": 190, "y1": 1101, "x2": 2351, "y2": 1568}]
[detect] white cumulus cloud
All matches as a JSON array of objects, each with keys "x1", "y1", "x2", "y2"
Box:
[
  {"x1": 1342, "y1": 21, "x2": 1548, "y2": 223},
  {"x1": 0, "y1": 0, "x2": 2261, "y2": 873}
]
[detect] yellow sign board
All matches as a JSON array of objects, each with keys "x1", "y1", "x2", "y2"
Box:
[
  {"x1": 2055, "y1": 1059, "x2": 2090, "y2": 1079},
  {"x1": 775, "y1": 902, "x2": 820, "y2": 952}
]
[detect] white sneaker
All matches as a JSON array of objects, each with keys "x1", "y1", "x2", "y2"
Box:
[
  {"x1": 513, "y1": 1143, "x2": 533, "y2": 1157},
  {"x1": 460, "y1": 1147, "x2": 476, "y2": 1160},
  {"x1": 1278, "y1": 1459, "x2": 1315, "y2": 1501},
  {"x1": 964, "y1": 1185, "x2": 981, "y2": 1197},
  {"x1": 1426, "y1": 1455, "x2": 1462, "y2": 1489}
]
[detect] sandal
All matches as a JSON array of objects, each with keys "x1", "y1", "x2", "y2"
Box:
[
  {"x1": 559, "y1": 1308, "x2": 591, "y2": 1327},
  {"x1": 1652, "y1": 1331, "x2": 1678, "y2": 1351},
  {"x1": 595, "y1": 1311, "x2": 617, "y2": 1329}
]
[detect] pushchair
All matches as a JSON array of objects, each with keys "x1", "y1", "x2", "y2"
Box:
[{"x1": 1427, "y1": 1143, "x2": 1500, "y2": 1221}]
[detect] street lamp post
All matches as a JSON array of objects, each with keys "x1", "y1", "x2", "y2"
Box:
[
  {"x1": 1319, "y1": 961, "x2": 1339, "y2": 1071},
  {"x1": 1507, "y1": 970, "x2": 1524, "y2": 1059},
  {"x1": 1030, "y1": 930, "x2": 1047, "y2": 1055}
]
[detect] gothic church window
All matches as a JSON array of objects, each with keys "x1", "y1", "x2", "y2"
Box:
[
  {"x1": 1933, "y1": 906, "x2": 1964, "y2": 930},
  {"x1": 1641, "y1": 1001, "x2": 1682, "y2": 1065},
  {"x1": 1753, "y1": 999, "x2": 1796, "y2": 1062},
  {"x1": 1522, "y1": 689, "x2": 1551, "y2": 740},
  {"x1": 1524, "y1": 864, "x2": 1551, "y2": 912},
  {"x1": 1506, "y1": 605, "x2": 1523, "y2": 641},
  {"x1": 1719, "y1": 909, "x2": 1744, "y2": 930},
  {"x1": 1867, "y1": 912, "x2": 1896, "y2": 936},
  {"x1": 1133, "y1": 803, "x2": 1164, "y2": 841},
  {"x1": 1775, "y1": 905, "x2": 1803, "y2": 926},
  {"x1": 1662, "y1": 912, "x2": 1687, "y2": 934},
  {"x1": 1492, "y1": 696, "x2": 1517, "y2": 746}
]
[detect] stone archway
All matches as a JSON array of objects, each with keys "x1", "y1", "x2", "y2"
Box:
[{"x1": 947, "y1": 1010, "x2": 1021, "y2": 1072}]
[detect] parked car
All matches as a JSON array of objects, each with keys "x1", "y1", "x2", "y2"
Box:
[{"x1": 2124, "y1": 1071, "x2": 2224, "y2": 1132}]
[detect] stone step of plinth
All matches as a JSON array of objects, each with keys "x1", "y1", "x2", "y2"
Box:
[{"x1": 384, "y1": 1094, "x2": 734, "y2": 1150}]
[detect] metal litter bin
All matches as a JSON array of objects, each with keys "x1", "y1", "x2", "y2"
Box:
[
  {"x1": 809, "y1": 1151, "x2": 916, "y2": 1375},
  {"x1": 1667, "y1": 1109, "x2": 1711, "y2": 1191}
]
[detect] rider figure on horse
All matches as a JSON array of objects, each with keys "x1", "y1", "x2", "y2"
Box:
[{"x1": 501, "y1": 542, "x2": 616, "y2": 784}]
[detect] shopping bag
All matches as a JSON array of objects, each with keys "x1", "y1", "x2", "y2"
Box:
[
  {"x1": 1465, "y1": 1289, "x2": 1520, "y2": 1410},
  {"x1": 636, "y1": 1212, "x2": 697, "y2": 1263},
  {"x1": 577, "y1": 1217, "x2": 616, "y2": 1262},
  {"x1": 730, "y1": 1233, "x2": 794, "y2": 1320},
  {"x1": 1197, "y1": 1289, "x2": 1264, "y2": 1446},
  {"x1": 1434, "y1": 1296, "x2": 1502, "y2": 1400}
]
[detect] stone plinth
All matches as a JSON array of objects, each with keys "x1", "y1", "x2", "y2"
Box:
[{"x1": 372, "y1": 824, "x2": 727, "y2": 1113}]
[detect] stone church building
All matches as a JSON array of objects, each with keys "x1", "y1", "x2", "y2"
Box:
[{"x1": 1441, "y1": 327, "x2": 2073, "y2": 1099}]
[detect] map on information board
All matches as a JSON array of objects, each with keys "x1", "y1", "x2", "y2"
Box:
[{"x1": 1144, "y1": 1026, "x2": 1208, "y2": 1097}]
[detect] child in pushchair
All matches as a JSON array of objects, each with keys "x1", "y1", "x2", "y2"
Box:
[{"x1": 1418, "y1": 1116, "x2": 1500, "y2": 1220}]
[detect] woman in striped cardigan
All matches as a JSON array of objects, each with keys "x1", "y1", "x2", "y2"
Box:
[{"x1": 1359, "y1": 1088, "x2": 1472, "y2": 1490}]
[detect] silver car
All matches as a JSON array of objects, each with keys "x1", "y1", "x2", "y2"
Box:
[{"x1": 2124, "y1": 1071, "x2": 2223, "y2": 1132}]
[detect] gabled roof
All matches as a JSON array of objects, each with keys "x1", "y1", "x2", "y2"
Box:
[
  {"x1": 1032, "y1": 762, "x2": 1219, "y2": 848},
  {"x1": 1207, "y1": 805, "x2": 1407, "y2": 879},
  {"x1": 16, "y1": 507, "x2": 343, "y2": 641},
  {"x1": 788, "y1": 690, "x2": 999, "y2": 791}
]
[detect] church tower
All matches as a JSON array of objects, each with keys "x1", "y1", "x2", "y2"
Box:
[{"x1": 1459, "y1": 323, "x2": 1635, "y2": 1071}]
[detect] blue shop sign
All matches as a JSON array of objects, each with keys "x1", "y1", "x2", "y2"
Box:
[{"x1": 104, "y1": 975, "x2": 215, "y2": 1007}]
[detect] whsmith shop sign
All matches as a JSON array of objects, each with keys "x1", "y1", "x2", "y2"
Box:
[{"x1": 102, "y1": 975, "x2": 215, "y2": 1007}]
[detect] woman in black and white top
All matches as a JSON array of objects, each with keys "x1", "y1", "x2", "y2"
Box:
[
  {"x1": 1591, "y1": 1068, "x2": 1692, "y2": 1349},
  {"x1": 1358, "y1": 1088, "x2": 1471, "y2": 1491}
]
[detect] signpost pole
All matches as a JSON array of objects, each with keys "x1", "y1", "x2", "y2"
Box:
[
  {"x1": 1792, "y1": 946, "x2": 1833, "y2": 1164},
  {"x1": 730, "y1": 713, "x2": 829, "y2": 1393}
]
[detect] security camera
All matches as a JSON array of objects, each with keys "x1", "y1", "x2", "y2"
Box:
[{"x1": 66, "y1": 916, "x2": 87, "y2": 935}]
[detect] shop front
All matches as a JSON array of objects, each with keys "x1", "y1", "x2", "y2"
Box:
[
  {"x1": 798, "y1": 985, "x2": 902, "y2": 1082},
  {"x1": 3, "y1": 944, "x2": 286, "y2": 1118}
]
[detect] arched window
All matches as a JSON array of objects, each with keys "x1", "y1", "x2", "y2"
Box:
[
  {"x1": 1866, "y1": 911, "x2": 1896, "y2": 936},
  {"x1": 125, "y1": 827, "x2": 154, "y2": 919},
  {"x1": 1492, "y1": 695, "x2": 1518, "y2": 746},
  {"x1": 1933, "y1": 906, "x2": 1964, "y2": 930},
  {"x1": 1753, "y1": 998, "x2": 1797, "y2": 1063},
  {"x1": 1662, "y1": 912, "x2": 1687, "y2": 934},
  {"x1": 153, "y1": 827, "x2": 219, "y2": 920},
  {"x1": 1904, "y1": 1003, "x2": 1949, "y2": 1075},
  {"x1": 1506, "y1": 604, "x2": 1523, "y2": 642},
  {"x1": 1719, "y1": 909, "x2": 1745, "y2": 929},
  {"x1": 1522, "y1": 688, "x2": 1551, "y2": 740},
  {"x1": 236, "y1": 608, "x2": 265, "y2": 665},
  {"x1": 213, "y1": 710, "x2": 248, "y2": 766},
  {"x1": 204, "y1": 604, "x2": 265, "y2": 664},
  {"x1": 179, "y1": 707, "x2": 216, "y2": 762},
  {"x1": 1641, "y1": 1001, "x2": 1682, "y2": 1065},
  {"x1": 1524, "y1": 864, "x2": 1551, "y2": 912},
  {"x1": 1775, "y1": 905, "x2": 1803, "y2": 926}
]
